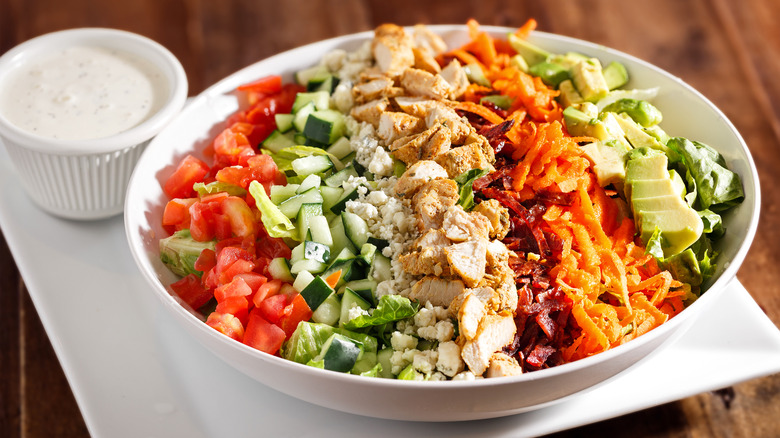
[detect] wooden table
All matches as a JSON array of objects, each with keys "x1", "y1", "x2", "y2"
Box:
[{"x1": 1, "y1": 1, "x2": 779, "y2": 436}]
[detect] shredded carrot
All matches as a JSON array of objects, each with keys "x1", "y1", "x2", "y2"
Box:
[
  {"x1": 455, "y1": 101, "x2": 505, "y2": 125},
  {"x1": 447, "y1": 22, "x2": 692, "y2": 361},
  {"x1": 514, "y1": 18, "x2": 538, "y2": 40}
]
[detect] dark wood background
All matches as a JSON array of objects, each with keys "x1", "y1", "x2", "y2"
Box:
[{"x1": 1, "y1": 0, "x2": 779, "y2": 436}]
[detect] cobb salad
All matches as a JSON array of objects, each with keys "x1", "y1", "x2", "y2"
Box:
[{"x1": 157, "y1": 19, "x2": 744, "y2": 381}]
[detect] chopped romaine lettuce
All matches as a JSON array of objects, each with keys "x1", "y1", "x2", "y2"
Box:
[
  {"x1": 343, "y1": 295, "x2": 419, "y2": 330},
  {"x1": 159, "y1": 229, "x2": 216, "y2": 277},
  {"x1": 248, "y1": 180, "x2": 296, "y2": 239},
  {"x1": 667, "y1": 137, "x2": 744, "y2": 212},
  {"x1": 455, "y1": 168, "x2": 490, "y2": 211}
]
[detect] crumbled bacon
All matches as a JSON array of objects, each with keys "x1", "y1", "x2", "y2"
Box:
[
  {"x1": 478, "y1": 119, "x2": 514, "y2": 154},
  {"x1": 478, "y1": 164, "x2": 577, "y2": 372}
]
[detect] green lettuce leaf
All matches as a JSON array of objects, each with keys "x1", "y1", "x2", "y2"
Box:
[
  {"x1": 667, "y1": 137, "x2": 744, "y2": 212},
  {"x1": 248, "y1": 180, "x2": 296, "y2": 239},
  {"x1": 455, "y1": 168, "x2": 489, "y2": 211},
  {"x1": 159, "y1": 229, "x2": 216, "y2": 278},
  {"x1": 344, "y1": 295, "x2": 419, "y2": 330},
  {"x1": 698, "y1": 209, "x2": 725, "y2": 238},
  {"x1": 193, "y1": 181, "x2": 247, "y2": 197},
  {"x1": 266, "y1": 145, "x2": 343, "y2": 173}
]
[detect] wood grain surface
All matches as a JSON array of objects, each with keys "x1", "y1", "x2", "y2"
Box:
[{"x1": 1, "y1": 0, "x2": 779, "y2": 436}]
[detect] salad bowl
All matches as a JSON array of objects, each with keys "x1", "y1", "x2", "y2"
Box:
[{"x1": 124, "y1": 25, "x2": 760, "y2": 421}]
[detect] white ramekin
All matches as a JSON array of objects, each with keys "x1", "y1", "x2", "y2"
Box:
[{"x1": 0, "y1": 28, "x2": 188, "y2": 220}]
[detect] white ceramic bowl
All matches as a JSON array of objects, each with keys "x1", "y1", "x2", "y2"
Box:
[
  {"x1": 124, "y1": 26, "x2": 760, "y2": 421},
  {"x1": 0, "y1": 28, "x2": 187, "y2": 220}
]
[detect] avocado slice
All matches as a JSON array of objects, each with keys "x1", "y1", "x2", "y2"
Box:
[
  {"x1": 580, "y1": 141, "x2": 627, "y2": 187},
  {"x1": 614, "y1": 114, "x2": 679, "y2": 162},
  {"x1": 602, "y1": 99, "x2": 662, "y2": 127},
  {"x1": 626, "y1": 152, "x2": 668, "y2": 183},
  {"x1": 632, "y1": 194, "x2": 687, "y2": 212},
  {"x1": 625, "y1": 151, "x2": 703, "y2": 257},
  {"x1": 637, "y1": 209, "x2": 704, "y2": 257},
  {"x1": 507, "y1": 34, "x2": 550, "y2": 66},
  {"x1": 570, "y1": 58, "x2": 610, "y2": 102},
  {"x1": 603, "y1": 61, "x2": 629, "y2": 90},
  {"x1": 557, "y1": 79, "x2": 584, "y2": 108}
]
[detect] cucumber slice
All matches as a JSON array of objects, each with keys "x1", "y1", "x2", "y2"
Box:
[
  {"x1": 342, "y1": 211, "x2": 369, "y2": 249},
  {"x1": 311, "y1": 292, "x2": 341, "y2": 326},
  {"x1": 300, "y1": 276, "x2": 335, "y2": 311},
  {"x1": 296, "y1": 174, "x2": 322, "y2": 194},
  {"x1": 366, "y1": 236, "x2": 389, "y2": 251},
  {"x1": 292, "y1": 154, "x2": 334, "y2": 177},
  {"x1": 292, "y1": 91, "x2": 330, "y2": 113},
  {"x1": 261, "y1": 129, "x2": 296, "y2": 153},
  {"x1": 329, "y1": 213, "x2": 357, "y2": 256},
  {"x1": 290, "y1": 258, "x2": 326, "y2": 275},
  {"x1": 275, "y1": 113, "x2": 295, "y2": 133},
  {"x1": 293, "y1": 101, "x2": 316, "y2": 132},
  {"x1": 308, "y1": 215, "x2": 333, "y2": 246},
  {"x1": 369, "y1": 253, "x2": 392, "y2": 283},
  {"x1": 293, "y1": 270, "x2": 315, "y2": 292},
  {"x1": 303, "y1": 109, "x2": 346, "y2": 145},
  {"x1": 377, "y1": 347, "x2": 395, "y2": 378},
  {"x1": 304, "y1": 240, "x2": 330, "y2": 264},
  {"x1": 328, "y1": 247, "x2": 356, "y2": 265},
  {"x1": 308, "y1": 74, "x2": 339, "y2": 94},
  {"x1": 319, "y1": 185, "x2": 344, "y2": 214},
  {"x1": 290, "y1": 241, "x2": 305, "y2": 265},
  {"x1": 278, "y1": 187, "x2": 324, "y2": 219},
  {"x1": 295, "y1": 65, "x2": 329, "y2": 87},
  {"x1": 329, "y1": 187, "x2": 359, "y2": 215},
  {"x1": 296, "y1": 203, "x2": 323, "y2": 242},
  {"x1": 325, "y1": 137, "x2": 353, "y2": 160},
  {"x1": 343, "y1": 279, "x2": 377, "y2": 306},
  {"x1": 351, "y1": 351, "x2": 378, "y2": 375},
  {"x1": 324, "y1": 165, "x2": 360, "y2": 188},
  {"x1": 314, "y1": 333, "x2": 362, "y2": 373},
  {"x1": 270, "y1": 184, "x2": 300, "y2": 204},
  {"x1": 268, "y1": 257, "x2": 294, "y2": 283},
  {"x1": 339, "y1": 287, "x2": 372, "y2": 328}
]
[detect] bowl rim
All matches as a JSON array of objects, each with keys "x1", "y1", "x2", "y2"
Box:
[
  {"x1": 0, "y1": 27, "x2": 188, "y2": 155},
  {"x1": 125, "y1": 24, "x2": 761, "y2": 390}
]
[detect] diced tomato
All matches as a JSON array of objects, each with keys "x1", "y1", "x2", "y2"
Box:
[
  {"x1": 257, "y1": 293, "x2": 290, "y2": 324},
  {"x1": 252, "y1": 279, "x2": 282, "y2": 307},
  {"x1": 278, "y1": 293, "x2": 313, "y2": 337},
  {"x1": 216, "y1": 236, "x2": 257, "y2": 258},
  {"x1": 215, "y1": 246, "x2": 254, "y2": 276},
  {"x1": 206, "y1": 312, "x2": 244, "y2": 341},
  {"x1": 213, "y1": 128, "x2": 256, "y2": 169},
  {"x1": 214, "y1": 276, "x2": 253, "y2": 302},
  {"x1": 220, "y1": 259, "x2": 255, "y2": 284},
  {"x1": 194, "y1": 248, "x2": 217, "y2": 274},
  {"x1": 170, "y1": 273, "x2": 213, "y2": 310},
  {"x1": 216, "y1": 152, "x2": 281, "y2": 190},
  {"x1": 164, "y1": 155, "x2": 209, "y2": 199},
  {"x1": 221, "y1": 196, "x2": 256, "y2": 238},
  {"x1": 162, "y1": 198, "x2": 197, "y2": 228},
  {"x1": 189, "y1": 201, "x2": 218, "y2": 242},
  {"x1": 243, "y1": 310, "x2": 286, "y2": 354},
  {"x1": 233, "y1": 272, "x2": 267, "y2": 293},
  {"x1": 215, "y1": 295, "x2": 250, "y2": 326},
  {"x1": 256, "y1": 229, "x2": 292, "y2": 260},
  {"x1": 237, "y1": 75, "x2": 283, "y2": 94}
]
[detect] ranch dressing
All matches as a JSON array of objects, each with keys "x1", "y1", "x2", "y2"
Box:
[{"x1": 0, "y1": 46, "x2": 168, "y2": 141}]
